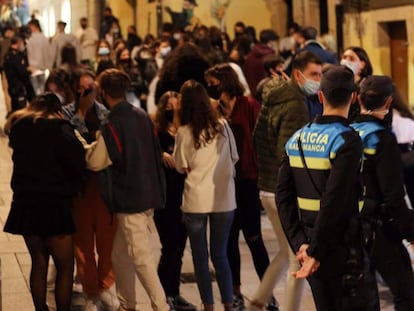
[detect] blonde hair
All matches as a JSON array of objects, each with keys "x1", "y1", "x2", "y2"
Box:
[{"x1": 4, "y1": 93, "x2": 62, "y2": 135}]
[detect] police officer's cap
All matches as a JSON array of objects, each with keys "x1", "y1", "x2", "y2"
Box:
[
  {"x1": 320, "y1": 65, "x2": 355, "y2": 98},
  {"x1": 360, "y1": 75, "x2": 393, "y2": 98}
]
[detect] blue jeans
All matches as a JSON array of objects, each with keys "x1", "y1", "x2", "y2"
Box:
[{"x1": 183, "y1": 211, "x2": 234, "y2": 305}]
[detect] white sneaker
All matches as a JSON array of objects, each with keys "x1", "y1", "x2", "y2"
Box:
[
  {"x1": 84, "y1": 298, "x2": 98, "y2": 311},
  {"x1": 99, "y1": 285, "x2": 120, "y2": 311}
]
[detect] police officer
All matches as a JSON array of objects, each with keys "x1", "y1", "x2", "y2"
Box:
[
  {"x1": 276, "y1": 65, "x2": 379, "y2": 311},
  {"x1": 3, "y1": 35, "x2": 35, "y2": 112},
  {"x1": 352, "y1": 76, "x2": 414, "y2": 311}
]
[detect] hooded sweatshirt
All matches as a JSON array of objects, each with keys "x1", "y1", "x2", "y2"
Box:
[{"x1": 243, "y1": 43, "x2": 275, "y2": 94}]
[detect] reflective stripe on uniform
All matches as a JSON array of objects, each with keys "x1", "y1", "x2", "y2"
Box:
[
  {"x1": 289, "y1": 156, "x2": 331, "y2": 170},
  {"x1": 297, "y1": 197, "x2": 364, "y2": 212},
  {"x1": 297, "y1": 197, "x2": 320, "y2": 211},
  {"x1": 364, "y1": 148, "x2": 376, "y2": 155}
]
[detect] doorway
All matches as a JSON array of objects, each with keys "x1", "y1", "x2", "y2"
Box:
[{"x1": 389, "y1": 21, "x2": 408, "y2": 104}]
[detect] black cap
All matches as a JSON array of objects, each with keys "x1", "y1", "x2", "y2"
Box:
[
  {"x1": 360, "y1": 75, "x2": 393, "y2": 98},
  {"x1": 320, "y1": 65, "x2": 355, "y2": 98}
]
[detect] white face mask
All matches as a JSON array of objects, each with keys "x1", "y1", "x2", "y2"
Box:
[
  {"x1": 160, "y1": 46, "x2": 171, "y2": 57},
  {"x1": 298, "y1": 71, "x2": 320, "y2": 96},
  {"x1": 340, "y1": 59, "x2": 361, "y2": 75}
]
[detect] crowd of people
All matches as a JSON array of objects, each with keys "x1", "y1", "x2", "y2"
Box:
[{"x1": 2, "y1": 2, "x2": 414, "y2": 311}]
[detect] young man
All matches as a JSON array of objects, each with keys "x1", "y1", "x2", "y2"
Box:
[
  {"x1": 251, "y1": 50, "x2": 322, "y2": 311},
  {"x1": 352, "y1": 76, "x2": 414, "y2": 311},
  {"x1": 26, "y1": 19, "x2": 50, "y2": 95},
  {"x1": 77, "y1": 69, "x2": 169, "y2": 311},
  {"x1": 75, "y1": 17, "x2": 98, "y2": 66},
  {"x1": 62, "y1": 70, "x2": 119, "y2": 311},
  {"x1": 275, "y1": 65, "x2": 378, "y2": 310}
]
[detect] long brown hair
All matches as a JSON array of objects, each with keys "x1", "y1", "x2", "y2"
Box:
[
  {"x1": 179, "y1": 80, "x2": 222, "y2": 149},
  {"x1": 4, "y1": 93, "x2": 62, "y2": 135},
  {"x1": 154, "y1": 91, "x2": 179, "y2": 132},
  {"x1": 205, "y1": 63, "x2": 244, "y2": 98}
]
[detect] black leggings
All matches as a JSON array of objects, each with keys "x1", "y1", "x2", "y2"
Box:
[
  {"x1": 227, "y1": 179, "x2": 270, "y2": 287},
  {"x1": 24, "y1": 235, "x2": 74, "y2": 311}
]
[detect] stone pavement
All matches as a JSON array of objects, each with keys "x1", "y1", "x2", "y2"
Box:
[{"x1": 0, "y1": 98, "x2": 395, "y2": 311}]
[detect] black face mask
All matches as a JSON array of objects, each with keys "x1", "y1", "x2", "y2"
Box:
[
  {"x1": 119, "y1": 58, "x2": 131, "y2": 65},
  {"x1": 206, "y1": 84, "x2": 221, "y2": 100},
  {"x1": 165, "y1": 109, "x2": 174, "y2": 123}
]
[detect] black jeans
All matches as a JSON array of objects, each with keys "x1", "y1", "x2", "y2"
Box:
[
  {"x1": 372, "y1": 222, "x2": 414, "y2": 311},
  {"x1": 227, "y1": 179, "x2": 270, "y2": 286},
  {"x1": 154, "y1": 204, "x2": 188, "y2": 297}
]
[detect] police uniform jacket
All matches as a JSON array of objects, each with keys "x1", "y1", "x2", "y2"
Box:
[
  {"x1": 276, "y1": 115, "x2": 363, "y2": 277},
  {"x1": 4, "y1": 47, "x2": 35, "y2": 101},
  {"x1": 352, "y1": 115, "x2": 414, "y2": 240}
]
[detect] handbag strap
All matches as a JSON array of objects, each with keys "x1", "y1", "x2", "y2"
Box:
[{"x1": 297, "y1": 124, "x2": 322, "y2": 197}]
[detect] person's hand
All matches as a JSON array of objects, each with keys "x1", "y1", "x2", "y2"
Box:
[
  {"x1": 77, "y1": 86, "x2": 97, "y2": 120},
  {"x1": 162, "y1": 152, "x2": 176, "y2": 169},
  {"x1": 296, "y1": 244, "x2": 309, "y2": 265},
  {"x1": 292, "y1": 255, "x2": 320, "y2": 279}
]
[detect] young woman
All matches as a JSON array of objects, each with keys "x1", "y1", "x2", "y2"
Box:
[
  {"x1": 116, "y1": 47, "x2": 145, "y2": 108},
  {"x1": 340, "y1": 46, "x2": 373, "y2": 121},
  {"x1": 4, "y1": 93, "x2": 85, "y2": 311},
  {"x1": 205, "y1": 63, "x2": 274, "y2": 310},
  {"x1": 153, "y1": 91, "x2": 196, "y2": 311},
  {"x1": 174, "y1": 80, "x2": 238, "y2": 311}
]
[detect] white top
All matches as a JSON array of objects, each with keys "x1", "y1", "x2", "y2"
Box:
[
  {"x1": 174, "y1": 120, "x2": 239, "y2": 213},
  {"x1": 392, "y1": 109, "x2": 414, "y2": 143},
  {"x1": 75, "y1": 27, "x2": 98, "y2": 61},
  {"x1": 26, "y1": 32, "x2": 51, "y2": 72}
]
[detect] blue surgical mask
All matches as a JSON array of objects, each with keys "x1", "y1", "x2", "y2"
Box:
[
  {"x1": 98, "y1": 47, "x2": 110, "y2": 56},
  {"x1": 299, "y1": 72, "x2": 320, "y2": 96}
]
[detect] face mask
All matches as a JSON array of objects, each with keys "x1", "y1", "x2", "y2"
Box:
[
  {"x1": 19, "y1": 43, "x2": 25, "y2": 52},
  {"x1": 112, "y1": 28, "x2": 119, "y2": 34},
  {"x1": 382, "y1": 108, "x2": 393, "y2": 128},
  {"x1": 98, "y1": 47, "x2": 110, "y2": 56},
  {"x1": 120, "y1": 58, "x2": 131, "y2": 65},
  {"x1": 298, "y1": 72, "x2": 320, "y2": 96},
  {"x1": 54, "y1": 92, "x2": 65, "y2": 104},
  {"x1": 340, "y1": 59, "x2": 361, "y2": 75},
  {"x1": 160, "y1": 46, "x2": 171, "y2": 57},
  {"x1": 165, "y1": 109, "x2": 174, "y2": 123},
  {"x1": 206, "y1": 84, "x2": 221, "y2": 100},
  {"x1": 173, "y1": 33, "x2": 181, "y2": 41}
]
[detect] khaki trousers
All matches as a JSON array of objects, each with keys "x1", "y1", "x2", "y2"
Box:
[{"x1": 112, "y1": 210, "x2": 169, "y2": 311}]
